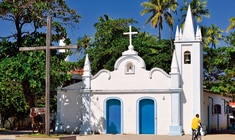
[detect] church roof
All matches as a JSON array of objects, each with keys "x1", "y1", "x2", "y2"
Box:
[
  {"x1": 229, "y1": 102, "x2": 235, "y2": 108},
  {"x1": 58, "y1": 82, "x2": 83, "y2": 92}
]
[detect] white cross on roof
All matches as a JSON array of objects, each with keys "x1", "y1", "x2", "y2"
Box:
[{"x1": 123, "y1": 25, "x2": 138, "y2": 50}]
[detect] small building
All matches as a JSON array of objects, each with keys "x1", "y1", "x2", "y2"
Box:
[
  {"x1": 203, "y1": 91, "x2": 232, "y2": 133},
  {"x1": 55, "y1": 6, "x2": 232, "y2": 135}
]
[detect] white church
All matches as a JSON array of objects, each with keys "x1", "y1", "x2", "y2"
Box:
[{"x1": 55, "y1": 6, "x2": 232, "y2": 135}]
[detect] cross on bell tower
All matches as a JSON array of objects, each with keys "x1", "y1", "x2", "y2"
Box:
[{"x1": 123, "y1": 25, "x2": 138, "y2": 50}]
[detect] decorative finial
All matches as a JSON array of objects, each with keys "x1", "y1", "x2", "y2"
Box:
[
  {"x1": 123, "y1": 25, "x2": 138, "y2": 50},
  {"x1": 175, "y1": 26, "x2": 179, "y2": 41}
]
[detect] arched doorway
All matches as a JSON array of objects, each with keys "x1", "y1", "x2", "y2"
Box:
[
  {"x1": 106, "y1": 99, "x2": 121, "y2": 134},
  {"x1": 139, "y1": 99, "x2": 155, "y2": 134}
]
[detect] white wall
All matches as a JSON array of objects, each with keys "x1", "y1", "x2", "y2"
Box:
[
  {"x1": 90, "y1": 93, "x2": 172, "y2": 135},
  {"x1": 58, "y1": 91, "x2": 82, "y2": 133},
  {"x1": 203, "y1": 92, "x2": 231, "y2": 133}
]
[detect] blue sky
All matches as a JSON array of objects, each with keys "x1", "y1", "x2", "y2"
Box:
[
  {"x1": 65, "y1": 0, "x2": 235, "y2": 45},
  {"x1": 0, "y1": 0, "x2": 234, "y2": 44},
  {"x1": 0, "y1": 0, "x2": 234, "y2": 61}
]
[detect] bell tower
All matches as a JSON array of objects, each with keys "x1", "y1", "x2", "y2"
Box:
[{"x1": 174, "y1": 5, "x2": 203, "y2": 133}]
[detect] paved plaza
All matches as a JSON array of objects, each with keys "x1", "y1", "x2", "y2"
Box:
[
  {"x1": 0, "y1": 131, "x2": 234, "y2": 140},
  {"x1": 76, "y1": 134, "x2": 235, "y2": 140}
]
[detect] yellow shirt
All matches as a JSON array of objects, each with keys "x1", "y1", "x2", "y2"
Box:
[{"x1": 191, "y1": 117, "x2": 201, "y2": 130}]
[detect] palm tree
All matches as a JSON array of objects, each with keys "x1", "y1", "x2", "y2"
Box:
[
  {"x1": 226, "y1": 17, "x2": 235, "y2": 32},
  {"x1": 140, "y1": 0, "x2": 178, "y2": 40},
  {"x1": 76, "y1": 35, "x2": 92, "y2": 58},
  {"x1": 203, "y1": 24, "x2": 224, "y2": 49},
  {"x1": 180, "y1": 0, "x2": 210, "y2": 27}
]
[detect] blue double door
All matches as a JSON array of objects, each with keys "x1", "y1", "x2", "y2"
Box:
[{"x1": 106, "y1": 99, "x2": 155, "y2": 134}]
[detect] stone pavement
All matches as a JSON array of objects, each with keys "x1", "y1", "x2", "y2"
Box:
[
  {"x1": 0, "y1": 131, "x2": 235, "y2": 140},
  {"x1": 0, "y1": 134, "x2": 235, "y2": 140},
  {"x1": 76, "y1": 134, "x2": 235, "y2": 140}
]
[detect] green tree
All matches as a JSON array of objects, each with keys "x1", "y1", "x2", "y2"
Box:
[
  {"x1": 225, "y1": 32, "x2": 235, "y2": 46},
  {"x1": 180, "y1": 0, "x2": 210, "y2": 27},
  {"x1": 203, "y1": 24, "x2": 224, "y2": 49},
  {"x1": 0, "y1": 58, "x2": 26, "y2": 128},
  {"x1": 75, "y1": 35, "x2": 92, "y2": 60},
  {"x1": 226, "y1": 17, "x2": 235, "y2": 33},
  {"x1": 135, "y1": 36, "x2": 173, "y2": 72},
  {"x1": 0, "y1": 0, "x2": 81, "y2": 52},
  {"x1": 85, "y1": 15, "x2": 173, "y2": 75},
  {"x1": 203, "y1": 46, "x2": 235, "y2": 98},
  {"x1": 140, "y1": 0, "x2": 178, "y2": 40},
  {"x1": 85, "y1": 15, "x2": 137, "y2": 74},
  {"x1": 0, "y1": 36, "x2": 75, "y2": 128},
  {"x1": 0, "y1": 0, "x2": 81, "y2": 127}
]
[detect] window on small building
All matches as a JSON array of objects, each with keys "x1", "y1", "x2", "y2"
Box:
[
  {"x1": 225, "y1": 105, "x2": 232, "y2": 114},
  {"x1": 214, "y1": 104, "x2": 221, "y2": 114},
  {"x1": 184, "y1": 51, "x2": 191, "y2": 64},
  {"x1": 125, "y1": 62, "x2": 135, "y2": 74}
]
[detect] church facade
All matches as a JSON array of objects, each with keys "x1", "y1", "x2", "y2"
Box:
[{"x1": 55, "y1": 6, "x2": 231, "y2": 135}]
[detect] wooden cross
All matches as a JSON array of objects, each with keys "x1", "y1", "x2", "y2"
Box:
[{"x1": 20, "y1": 16, "x2": 77, "y2": 135}]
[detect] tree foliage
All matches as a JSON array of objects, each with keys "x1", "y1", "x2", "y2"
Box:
[
  {"x1": 140, "y1": 0, "x2": 178, "y2": 40},
  {"x1": 226, "y1": 17, "x2": 235, "y2": 33},
  {"x1": 0, "y1": 0, "x2": 81, "y2": 127},
  {"x1": 0, "y1": 37, "x2": 76, "y2": 127},
  {"x1": 203, "y1": 45, "x2": 235, "y2": 97},
  {"x1": 85, "y1": 15, "x2": 137, "y2": 74},
  {"x1": 225, "y1": 32, "x2": 235, "y2": 47},
  {"x1": 202, "y1": 24, "x2": 224, "y2": 49},
  {"x1": 0, "y1": 0, "x2": 81, "y2": 48},
  {"x1": 85, "y1": 15, "x2": 173, "y2": 75}
]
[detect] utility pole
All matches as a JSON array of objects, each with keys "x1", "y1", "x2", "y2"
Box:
[{"x1": 20, "y1": 16, "x2": 77, "y2": 135}]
